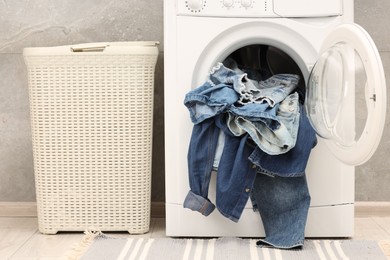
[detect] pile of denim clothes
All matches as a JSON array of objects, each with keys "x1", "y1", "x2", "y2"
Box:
[{"x1": 183, "y1": 58, "x2": 317, "y2": 249}]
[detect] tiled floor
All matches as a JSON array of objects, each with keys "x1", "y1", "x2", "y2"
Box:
[{"x1": 1, "y1": 216, "x2": 389, "y2": 259}]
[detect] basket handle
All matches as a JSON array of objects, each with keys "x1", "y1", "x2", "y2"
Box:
[{"x1": 70, "y1": 45, "x2": 108, "y2": 52}]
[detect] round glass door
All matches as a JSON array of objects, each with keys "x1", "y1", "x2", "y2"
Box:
[{"x1": 305, "y1": 24, "x2": 386, "y2": 165}]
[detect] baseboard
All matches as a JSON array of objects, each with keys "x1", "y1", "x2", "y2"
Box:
[
  {"x1": 0, "y1": 201, "x2": 166, "y2": 218},
  {"x1": 1, "y1": 201, "x2": 388, "y2": 218},
  {"x1": 0, "y1": 202, "x2": 37, "y2": 217},
  {"x1": 151, "y1": 201, "x2": 165, "y2": 218},
  {"x1": 354, "y1": 201, "x2": 390, "y2": 217}
]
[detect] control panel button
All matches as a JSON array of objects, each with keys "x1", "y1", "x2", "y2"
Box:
[
  {"x1": 186, "y1": 0, "x2": 204, "y2": 12},
  {"x1": 241, "y1": 0, "x2": 253, "y2": 8},
  {"x1": 222, "y1": 0, "x2": 234, "y2": 8}
]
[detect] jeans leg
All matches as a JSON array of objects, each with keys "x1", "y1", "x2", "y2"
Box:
[{"x1": 252, "y1": 173, "x2": 311, "y2": 249}]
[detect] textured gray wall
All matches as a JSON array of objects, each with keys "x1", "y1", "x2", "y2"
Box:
[
  {"x1": 0, "y1": 0, "x2": 388, "y2": 202},
  {"x1": 354, "y1": 0, "x2": 390, "y2": 200}
]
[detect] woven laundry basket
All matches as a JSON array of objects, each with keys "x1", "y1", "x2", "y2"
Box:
[{"x1": 23, "y1": 42, "x2": 159, "y2": 234}]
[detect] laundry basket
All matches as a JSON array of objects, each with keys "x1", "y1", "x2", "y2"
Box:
[{"x1": 23, "y1": 42, "x2": 159, "y2": 234}]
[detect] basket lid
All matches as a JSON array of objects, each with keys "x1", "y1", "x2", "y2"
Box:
[{"x1": 23, "y1": 41, "x2": 159, "y2": 56}]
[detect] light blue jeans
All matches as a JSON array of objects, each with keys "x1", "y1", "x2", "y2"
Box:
[
  {"x1": 184, "y1": 62, "x2": 300, "y2": 156},
  {"x1": 222, "y1": 58, "x2": 299, "y2": 106},
  {"x1": 249, "y1": 104, "x2": 317, "y2": 177},
  {"x1": 227, "y1": 92, "x2": 300, "y2": 155}
]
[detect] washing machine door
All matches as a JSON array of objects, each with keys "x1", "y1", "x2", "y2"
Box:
[{"x1": 305, "y1": 24, "x2": 387, "y2": 165}]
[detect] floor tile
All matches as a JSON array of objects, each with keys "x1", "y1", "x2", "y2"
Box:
[
  {"x1": 373, "y1": 217, "x2": 390, "y2": 236},
  {"x1": 150, "y1": 218, "x2": 166, "y2": 238},
  {"x1": 0, "y1": 228, "x2": 37, "y2": 259},
  {"x1": 354, "y1": 217, "x2": 390, "y2": 240},
  {"x1": 10, "y1": 232, "x2": 83, "y2": 258}
]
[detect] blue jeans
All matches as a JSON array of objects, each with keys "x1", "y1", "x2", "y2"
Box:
[
  {"x1": 228, "y1": 92, "x2": 300, "y2": 155},
  {"x1": 223, "y1": 58, "x2": 299, "y2": 106},
  {"x1": 249, "y1": 104, "x2": 317, "y2": 177},
  {"x1": 185, "y1": 62, "x2": 300, "y2": 156},
  {"x1": 251, "y1": 173, "x2": 311, "y2": 249},
  {"x1": 184, "y1": 80, "x2": 238, "y2": 124},
  {"x1": 248, "y1": 104, "x2": 315, "y2": 249}
]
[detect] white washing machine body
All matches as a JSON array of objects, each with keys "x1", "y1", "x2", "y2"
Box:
[{"x1": 164, "y1": 0, "x2": 386, "y2": 237}]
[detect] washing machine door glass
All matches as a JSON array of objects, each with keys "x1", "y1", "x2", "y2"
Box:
[{"x1": 305, "y1": 24, "x2": 387, "y2": 166}]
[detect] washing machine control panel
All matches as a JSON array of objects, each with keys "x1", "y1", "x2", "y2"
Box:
[
  {"x1": 181, "y1": 0, "x2": 276, "y2": 17},
  {"x1": 178, "y1": 0, "x2": 343, "y2": 18}
]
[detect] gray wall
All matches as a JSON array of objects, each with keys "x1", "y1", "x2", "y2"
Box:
[
  {"x1": 0, "y1": 0, "x2": 388, "y2": 203},
  {"x1": 354, "y1": 0, "x2": 390, "y2": 200}
]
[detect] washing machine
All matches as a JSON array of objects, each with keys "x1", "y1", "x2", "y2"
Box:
[{"x1": 164, "y1": 0, "x2": 386, "y2": 237}]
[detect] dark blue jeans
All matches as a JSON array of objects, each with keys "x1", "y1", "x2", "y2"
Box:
[
  {"x1": 249, "y1": 105, "x2": 315, "y2": 248},
  {"x1": 252, "y1": 173, "x2": 311, "y2": 249}
]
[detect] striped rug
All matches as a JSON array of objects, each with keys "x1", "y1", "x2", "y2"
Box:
[{"x1": 70, "y1": 232, "x2": 389, "y2": 260}]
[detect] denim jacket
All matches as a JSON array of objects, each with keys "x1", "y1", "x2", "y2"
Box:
[{"x1": 184, "y1": 115, "x2": 257, "y2": 222}]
